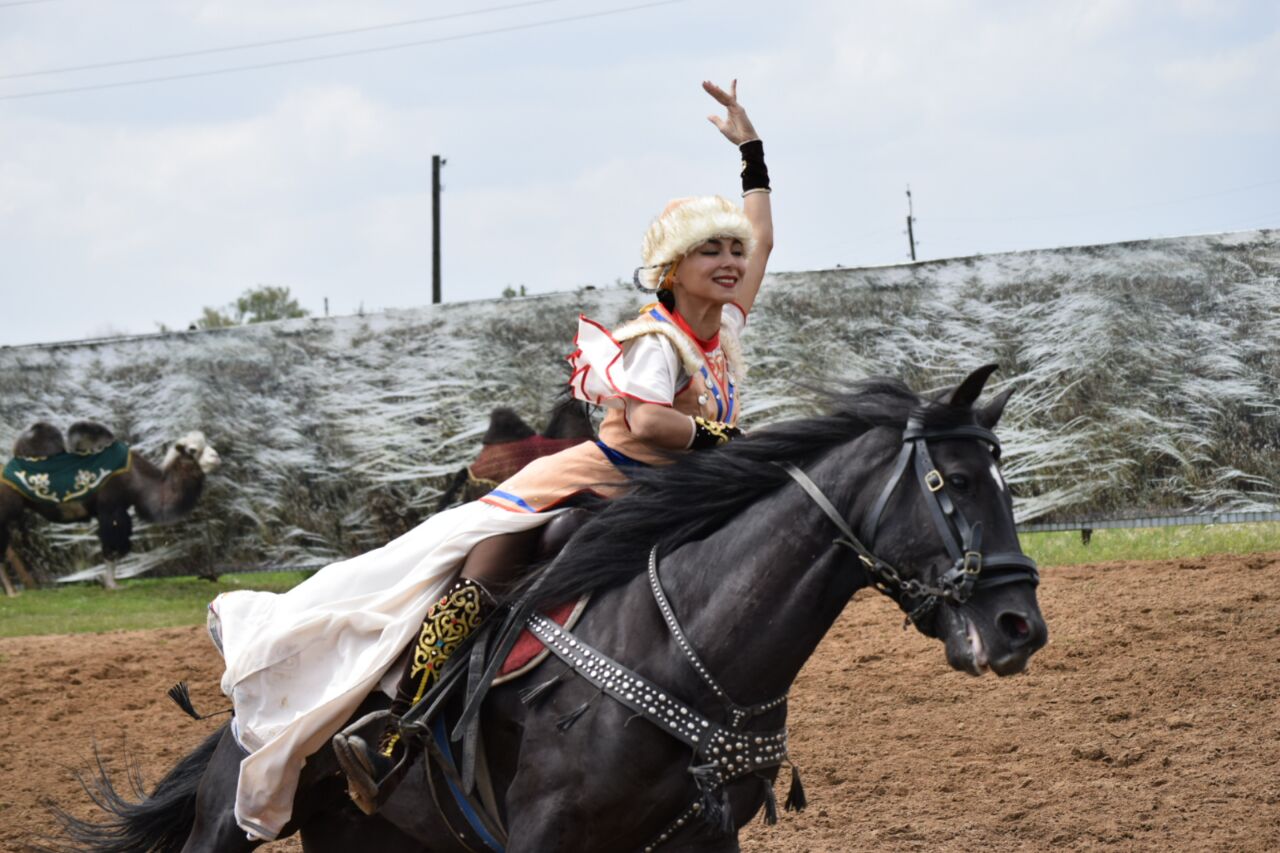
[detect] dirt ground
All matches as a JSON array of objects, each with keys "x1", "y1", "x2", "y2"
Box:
[{"x1": 3, "y1": 553, "x2": 1278, "y2": 852}]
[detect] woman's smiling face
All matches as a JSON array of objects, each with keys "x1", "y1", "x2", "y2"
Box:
[{"x1": 672, "y1": 237, "x2": 748, "y2": 305}]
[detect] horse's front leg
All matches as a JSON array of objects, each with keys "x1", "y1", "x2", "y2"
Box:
[{"x1": 501, "y1": 680, "x2": 712, "y2": 853}]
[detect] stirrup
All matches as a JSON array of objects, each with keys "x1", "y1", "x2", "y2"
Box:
[{"x1": 333, "y1": 710, "x2": 414, "y2": 816}]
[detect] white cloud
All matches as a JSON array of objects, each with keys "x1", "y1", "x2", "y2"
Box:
[
  {"x1": 0, "y1": 0, "x2": 1277, "y2": 344},
  {"x1": 1161, "y1": 28, "x2": 1280, "y2": 95}
]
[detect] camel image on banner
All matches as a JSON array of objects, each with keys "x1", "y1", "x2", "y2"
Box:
[
  {"x1": 433, "y1": 396, "x2": 596, "y2": 513},
  {"x1": 0, "y1": 420, "x2": 220, "y2": 590}
]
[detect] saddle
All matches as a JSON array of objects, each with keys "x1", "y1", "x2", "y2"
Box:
[{"x1": 493, "y1": 596, "x2": 589, "y2": 683}]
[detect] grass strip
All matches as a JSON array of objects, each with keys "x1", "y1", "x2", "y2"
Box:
[
  {"x1": 3, "y1": 523, "x2": 1280, "y2": 637},
  {"x1": 0, "y1": 571, "x2": 308, "y2": 638},
  {"x1": 1019, "y1": 521, "x2": 1280, "y2": 566}
]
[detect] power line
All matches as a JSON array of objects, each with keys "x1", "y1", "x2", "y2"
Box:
[
  {"x1": 1199, "y1": 208, "x2": 1280, "y2": 233},
  {"x1": 930, "y1": 176, "x2": 1280, "y2": 224},
  {"x1": 0, "y1": 0, "x2": 65, "y2": 8},
  {"x1": 0, "y1": 0, "x2": 567, "y2": 81},
  {"x1": 0, "y1": 0, "x2": 687, "y2": 101}
]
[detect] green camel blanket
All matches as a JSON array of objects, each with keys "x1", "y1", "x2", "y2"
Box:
[{"x1": 1, "y1": 441, "x2": 131, "y2": 504}]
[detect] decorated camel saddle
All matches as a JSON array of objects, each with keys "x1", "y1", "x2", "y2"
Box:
[
  {"x1": 434, "y1": 398, "x2": 596, "y2": 512},
  {"x1": 2, "y1": 421, "x2": 131, "y2": 504}
]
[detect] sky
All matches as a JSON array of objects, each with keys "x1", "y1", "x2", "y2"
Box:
[{"x1": 1, "y1": 0, "x2": 1277, "y2": 346}]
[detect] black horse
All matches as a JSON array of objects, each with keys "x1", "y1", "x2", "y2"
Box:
[{"x1": 55, "y1": 366, "x2": 1047, "y2": 852}]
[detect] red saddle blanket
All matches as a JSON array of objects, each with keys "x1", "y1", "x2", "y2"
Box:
[{"x1": 495, "y1": 596, "x2": 589, "y2": 683}]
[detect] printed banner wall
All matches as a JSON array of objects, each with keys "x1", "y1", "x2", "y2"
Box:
[{"x1": 2, "y1": 229, "x2": 1277, "y2": 580}]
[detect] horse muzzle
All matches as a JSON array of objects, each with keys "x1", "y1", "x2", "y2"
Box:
[{"x1": 938, "y1": 591, "x2": 1048, "y2": 677}]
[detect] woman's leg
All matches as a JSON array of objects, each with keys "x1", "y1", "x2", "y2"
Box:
[
  {"x1": 337, "y1": 528, "x2": 542, "y2": 813},
  {"x1": 459, "y1": 527, "x2": 542, "y2": 595},
  {"x1": 387, "y1": 527, "x2": 540, "y2": 718}
]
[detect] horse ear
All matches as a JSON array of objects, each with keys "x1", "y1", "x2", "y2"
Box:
[
  {"x1": 947, "y1": 364, "x2": 999, "y2": 409},
  {"x1": 977, "y1": 386, "x2": 1014, "y2": 429}
]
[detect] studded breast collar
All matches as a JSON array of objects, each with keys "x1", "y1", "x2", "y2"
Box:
[{"x1": 526, "y1": 546, "x2": 792, "y2": 850}]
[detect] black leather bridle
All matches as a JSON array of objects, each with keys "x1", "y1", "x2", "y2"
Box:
[{"x1": 780, "y1": 413, "x2": 1040, "y2": 630}]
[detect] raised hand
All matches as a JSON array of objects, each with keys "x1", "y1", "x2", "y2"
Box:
[{"x1": 703, "y1": 79, "x2": 759, "y2": 146}]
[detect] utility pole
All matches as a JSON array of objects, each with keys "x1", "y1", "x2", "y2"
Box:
[
  {"x1": 905, "y1": 185, "x2": 917, "y2": 262},
  {"x1": 432, "y1": 155, "x2": 446, "y2": 304}
]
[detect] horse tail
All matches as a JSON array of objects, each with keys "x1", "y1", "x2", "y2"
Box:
[{"x1": 50, "y1": 724, "x2": 225, "y2": 853}]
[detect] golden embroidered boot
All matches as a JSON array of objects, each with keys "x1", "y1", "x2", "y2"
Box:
[{"x1": 334, "y1": 577, "x2": 492, "y2": 815}]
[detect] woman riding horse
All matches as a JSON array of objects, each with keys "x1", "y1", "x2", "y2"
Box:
[{"x1": 207, "y1": 79, "x2": 774, "y2": 842}]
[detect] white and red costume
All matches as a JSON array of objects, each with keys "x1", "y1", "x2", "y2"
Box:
[
  {"x1": 209, "y1": 300, "x2": 749, "y2": 840},
  {"x1": 484, "y1": 301, "x2": 745, "y2": 512}
]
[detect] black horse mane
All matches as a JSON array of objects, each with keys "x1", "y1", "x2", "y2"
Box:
[{"x1": 518, "y1": 377, "x2": 971, "y2": 608}]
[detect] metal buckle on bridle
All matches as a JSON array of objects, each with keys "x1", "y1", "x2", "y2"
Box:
[
  {"x1": 924, "y1": 469, "x2": 944, "y2": 492},
  {"x1": 962, "y1": 550, "x2": 982, "y2": 575}
]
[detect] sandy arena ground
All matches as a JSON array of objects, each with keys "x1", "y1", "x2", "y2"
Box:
[{"x1": 3, "y1": 553, "x2": 1278, "y2": 852}]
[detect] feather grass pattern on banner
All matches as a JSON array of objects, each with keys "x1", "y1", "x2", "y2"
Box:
[{"x1": 1, "y1": 231, "x2": 1277, "y2": 580}]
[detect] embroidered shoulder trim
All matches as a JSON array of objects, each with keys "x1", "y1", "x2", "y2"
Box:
[
  {"x1": 720, "y1": 324, "x2": 747, "y2": 381},
  {"x1": 612, "y1": 319, "x2": 704, "y2": 378},
  {"x1": 612, "y1": 311, "x2": 746, "y2": 381}
]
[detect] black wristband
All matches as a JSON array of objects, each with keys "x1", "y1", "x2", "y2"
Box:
[
  {"x1": 690, "y1": 417, "x2": 743, "y2": 450},
  {"x1": 739, "y1": 139, "x2": 770, "y2": 195}
]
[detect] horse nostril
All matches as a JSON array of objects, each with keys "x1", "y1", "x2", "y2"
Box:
[{"x1": 997, "y1": 611, "x2": 1032, "y2": 645}]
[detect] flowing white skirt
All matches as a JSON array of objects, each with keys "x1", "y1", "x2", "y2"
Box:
[{"x1": 208, "y1": 501, "x2": 559, "y2": 840}]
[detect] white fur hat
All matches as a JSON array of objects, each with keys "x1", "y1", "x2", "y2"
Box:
[{"x1": 637, "y1": 196, "x2": 755, "y2": 291}]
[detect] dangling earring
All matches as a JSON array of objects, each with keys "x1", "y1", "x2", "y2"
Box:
[{"x1": 633, "y1": 263, "x2": 675, "y2": 294}]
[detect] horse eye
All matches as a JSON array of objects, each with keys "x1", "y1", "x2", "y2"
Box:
[{"x1": 947, "y1": 474, "x2": 970, "y2": 491}]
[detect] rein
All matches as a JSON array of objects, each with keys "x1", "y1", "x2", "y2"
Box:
[
  {"x1": 647, "y1": 548, "x2": 787, "y2": 729},
  {"x1": 779, "y1": 414, "x2": 1039, "y2": 629}
]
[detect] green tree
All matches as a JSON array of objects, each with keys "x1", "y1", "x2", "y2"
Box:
[
  {"x1": 194, "y1": 306, "x2": 236, "y2": 329},
  {"x1": 193, "y1": 285, "x2": 309, "y2": 329},
  {"x1": 232, "y1": 285, "x2": 309, "y2": 323}
]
